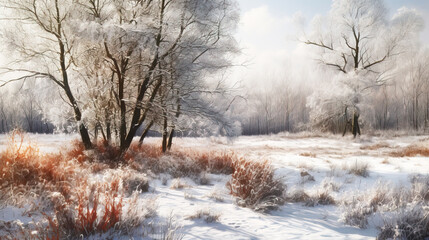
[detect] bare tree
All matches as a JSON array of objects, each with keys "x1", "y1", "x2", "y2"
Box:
[{"x1": 1, "y1": 0, "x2": 93, "y2": 148}]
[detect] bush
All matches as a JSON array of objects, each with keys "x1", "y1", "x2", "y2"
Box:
[
  {"x1": 45, "y1": 180, "x2": 124, "y2": 238},
  {"x1": 305, "y1": 190, "x2": 336, "y2": 207},
  {"x1": 341, "y1": 199, "x2": 374, "y2": 228},
  {"x1": 287, "y1": 188, "x2": 311, "y2": 203},
  {"x1": 377, "y1": 205, "x2": 429, "y2": 240},
  {"x1": 226, "y1": 158, "x2": 286, "y2": 212}
]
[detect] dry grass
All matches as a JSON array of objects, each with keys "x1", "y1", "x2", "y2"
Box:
[
  {"x1": 206, "y1": 190, "x2": 224, "y2": 202},
  {"x1": 186, "y1": 209, "x2": 220, "y2": 223},
  {"x1": 127, "y1": 144, "x2": 236, "y2": 180},
  {"x1": 299, "y1": 152, "x2": 316, "y2": 158},
  {"x1": 343, "y1": 161, "x2": 369, "y2": 177},
  {"x1": 305, "y1": 190, "x2": 336, "y2": 207},
  {"x1": 226, "y1": 158, "x2": 286, "y2": 212},
  {"x1": 287, "y1": 188, "x2": 311, "y2": 203},
  {"x1": 287, "y1": 188, "x2": 335, "y2": 207},
  {"x1": 381, "y1": 158, "x2": 390, "y2": 164},
  {"x1": 390, "y1": 145, "x2": 429, "y2": 157},
  {"x1": 0, "y1": 132, "x2": 157, "y2": 238},
  {"x1": 170, "y1": 178, "x2": 191, "y2": 190},
  {"x1": 360, "y1": 142, "x2": 391, "y2": 150},
  {"x1": 0, "y1": 130, "x2": 79, "y2": 199},
  {"x1": 341, "y1": 176, "x2": 429, "y2": 232},
  {"x1": 0, "y1": 131, "x2": 290, "y2": 237},
  {"x1": 322, "y1": 178, "x2": 342, "y2": 192}
]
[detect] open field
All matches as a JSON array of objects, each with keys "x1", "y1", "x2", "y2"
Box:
[{"x1": 0, "y1": 132, "x2": 428, "y2": 239}]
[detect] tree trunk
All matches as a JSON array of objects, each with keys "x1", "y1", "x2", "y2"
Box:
[
  {"x1": 94, "y1": 124, "x2": 98, "y2": 143},
  {"x1": 139, "y1": 120, "x2": 154, "y2": 145},
  {"x1": 342, "y1": 106, "x2": 349, "y2": 136},
  {"x1": 106, "y1": 120, "x2": 111, "y2": 142},
  {"x1": 167, "y1": 93, "x2": 181, "y2": 150},
  {"x1": 161, "y1": 113, "x2": 168, "y2": 153},
  {"x1": 352, "y1": 113, "x2": 360, "y2": 138},
  {"x1": 167, "y1": 129, "x2": 175, "y2": 150}
]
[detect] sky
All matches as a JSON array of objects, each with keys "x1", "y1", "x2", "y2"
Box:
[{"x1": 232, "y1": 0, "x2": 429, "y2": 89}]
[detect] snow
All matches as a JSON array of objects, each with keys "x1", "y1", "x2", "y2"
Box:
[{"x1": 1, "y1": 132, "x2": 428, "y2": 239}]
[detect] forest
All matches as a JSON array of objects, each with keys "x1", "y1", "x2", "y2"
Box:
[{"x1": 0, "y1": 0, "x2": 428, "y2": 141}]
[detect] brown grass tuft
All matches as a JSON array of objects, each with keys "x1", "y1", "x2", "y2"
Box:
[
  {"x1": 186, "y1": 209, "x2": 220, "y2": 223},
  {"x1": 226, "y1": 158, "x2": 285, "y2": 212}
]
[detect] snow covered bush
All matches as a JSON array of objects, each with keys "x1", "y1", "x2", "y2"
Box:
[
  {"x1": 341, "y1": 176, "x2": 429, "y2": 231},
  {"x1": 377, "y1": 205, "x2": 429, "y2": 240},
  {"x1": 44, "y1": 179, "x2": 124, "y2": 238},
  {"x1": 341, "y1": 198, "x2": 375, "y2": 228},
  {"x1": 305, "y1": 190, "x2": 336, "y2": 207},
  {"x1": 226, "y1": 159, "x2": 286, "y2": 212}
]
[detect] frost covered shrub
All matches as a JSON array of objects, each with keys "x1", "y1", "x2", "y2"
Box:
[
  {"x1": 45, "y1": 180, "x2": 125, "y2": 238},
  {"x1": 341, "y1": 177, "x2": 429, "y2": 230},
  {"x1": 305, "y1": 190, "x2": 336, "y2": 207},
  {"x1": 344, "y1": 161, "x2": 369, "y2": 177},
  {"x1": 341, "y1": 198, "x2": 375, "y2": 228},
  {"x1": 145, "y1": 215, "x2": 184, "y2": 240},
  {"x1": 410, "y1": 175, "x2": 429, "y2": 202},
  {"x1": 124, "y1": 174, "x2": 149, "y2": 195},
  {"x1": 287, "y1": 188, "x2": 311, "y2": 203},
  {"x1": 377, "y1": 205, "x2": 429, "y2": 240},
  {"x1": 226, "y1": 158, "x2": 285, "y2": 212}
]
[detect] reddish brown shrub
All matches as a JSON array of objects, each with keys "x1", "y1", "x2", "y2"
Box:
[
  {"x1": 126, "y1": 144, "x2": 235, "y2": 178},
  {"x1": 45, "y1": 180, "x2": 124, "y2": 238},
  {"x1": 66, "y1": 139, "x2": 87, "y2": 163},
  {"x1": 128, "y1": 143, "x2": 163, "y2": 160},
  {"x1": 226, "y1": 158, "x2": 285, "y2": 212},
  {"x1": 390, "y1": 146, "x2": 429, "y2": 157},
  {"x1": 173, "y1": 149, "x2": 235, "y2": 175},
  {"x1": 0, "y1": 131, "x2": 77, "y2": 192}
]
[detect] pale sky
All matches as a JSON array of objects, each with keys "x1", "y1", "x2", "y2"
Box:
[{"x1": 232, "y1": 0, "x2": 429, "y2": 89}]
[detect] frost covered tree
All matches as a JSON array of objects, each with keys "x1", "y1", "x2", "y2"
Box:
[
  {"x1": 74, "y1": 0, "x2": 239, "y2": 152},
  {"x1": 0, "y1": 0, "x2": 239, "y2": 153},
  {"x1": 0, "y1": 0, "x2": 93, "y2": 148},
  {"x1": 304, "y1": 0, "x2": 423, "y2": 136}
]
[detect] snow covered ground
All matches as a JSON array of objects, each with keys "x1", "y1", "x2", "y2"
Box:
[{"x1": 0, "y1": 132, "x2": 428, "y2": 239}]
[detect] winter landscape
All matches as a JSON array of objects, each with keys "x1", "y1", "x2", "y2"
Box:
[{"x1": 1, "y1": 0, "x2": 429, "y2": 239}]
